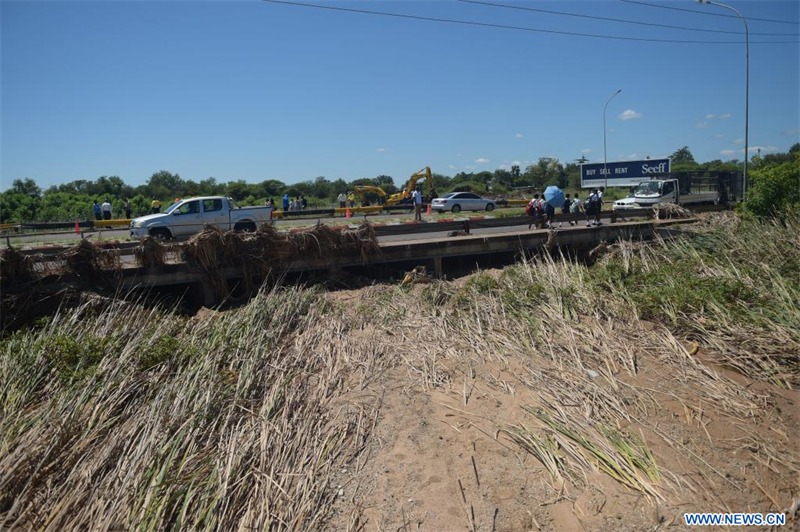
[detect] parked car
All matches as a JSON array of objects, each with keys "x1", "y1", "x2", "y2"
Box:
[
  {"x1": 431, "y1": 192, "x2": 496, "y2": 213},
  {"x1": 130, "y1": 196, "x2": 273, "y2": 240}
]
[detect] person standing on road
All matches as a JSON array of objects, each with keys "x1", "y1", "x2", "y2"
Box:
[
  {"x1": 544, "y1": 200, "x2": 556, "y2": 229},
  {"x1": 151, "y1": 198, "x2": 161, "y2": 214},
  {"x1": 562, "y1": 194, "x2": 572, "y2": 214},
  {"x1": 101, "y1": 199, "x2": 112, "y2": 220},
  {"x1": 412, "y1": 188, "x2": 423, "y2": 222},
  {"x1": 561, "y1": 194, "x2": 573, "y2": 226},
  {"x1": 586, "y1": 189, "x2": 602, "y2": 226},
  {"x1": 570, "y1": 193, "x2": 583, "y2": 214},
  {"x1": 337, "y1": 192, "x2": 347, "y2": 209},
  {"x1": 124, "y1": 199, "x2": 132, "y2": 219},
  {"x1": 93, "y1": 201, "x2": 102, "y2": 221},
  {"x1": 282, "y1": 194, "x2": 289, "y2": 211}
]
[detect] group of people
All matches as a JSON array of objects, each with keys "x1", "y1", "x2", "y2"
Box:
[
  {"x1": 337, "y1": 191, "x2": 357, "y2": 209},
  {"x1": 92, "y1": 199, "x2": 134, "y2": 220},
  {"x1": 526, "y1": 187, "x2": 605, "y2": 229},
  {"x1": 279, "y1": 194, "x2": 307, "y2": 211}
]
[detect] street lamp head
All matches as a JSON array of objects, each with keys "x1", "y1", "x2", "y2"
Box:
[{"x1": 696, "y1": 0, "x2": 710, "y2": 4}]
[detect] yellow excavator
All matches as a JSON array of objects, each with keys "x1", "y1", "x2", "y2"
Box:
[
  {"x1": 385, "y1": 166, "x2": 433, "y2": 206},
  {"x1": 352, "y1": 185, "x2": 388, "y2": 206},
  {"x1": 353, "y1": 166, "x2": 434, "y2": 207}
]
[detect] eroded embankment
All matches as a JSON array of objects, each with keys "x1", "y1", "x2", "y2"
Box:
[{"x1": 1, "y1": 212, "x2": 798, "y2": 530}]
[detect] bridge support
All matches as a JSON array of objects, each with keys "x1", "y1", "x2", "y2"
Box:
[{"x1": 431, "y1": 257, "x2": 443, "y2": 279}]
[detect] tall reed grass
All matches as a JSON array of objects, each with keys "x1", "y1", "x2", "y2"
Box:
[
  {"x1": 1, "y1": 286, "x2": 375, "y2": 529},
  {"x1": 2, "y1": 212, "x2": 797, "y2": 526}
]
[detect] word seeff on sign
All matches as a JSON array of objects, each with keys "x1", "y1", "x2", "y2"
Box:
[{"x1": 581, "y1": 159, "x2": 671, "y2": 188}]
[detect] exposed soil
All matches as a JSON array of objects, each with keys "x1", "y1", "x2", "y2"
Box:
[{"x1": 323, "y1": 278, "x2": 799, "y2": 531}]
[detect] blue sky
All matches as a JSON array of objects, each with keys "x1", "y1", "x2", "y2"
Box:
[{"x1": 2, "y1": 0, "x2": 798, "y2": 190}]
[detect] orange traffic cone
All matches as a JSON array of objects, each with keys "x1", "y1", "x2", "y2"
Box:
[
  {"x1": 345, "y1": 207, "x2": 351, "y2": 219},
  {"x1": 426, "y1": 203, "x2": 432, "y2": 215},
  {"x1": 75, "y1": 220, "x2": 80, "y2": 234}
]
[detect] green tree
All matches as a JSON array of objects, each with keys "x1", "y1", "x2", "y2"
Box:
[
  {"x1": 671, "y1": 146, "x2": 700, "y2": 173},
  {"x1": 374, "y1": 175, "x2": 398, "y2": 194},
  {"x1": 491, "y1": 169, "x2": 512, "y2": 192},
  {"x1": 11, "y1": 178, "x2": 41, "y2": 197},
  {"x1": 200, "y1": 177, "x2": 226, "y2": 196},
  {"x1": 563, "y1": 162, "x2": 582, "y2": 192},
  {"x1": 145, "y1": 171, "x2": 184, "y2": 200},
  {"x1": 699, "y1": 159, "x2": 739, "y2": 173},
  {"x1": 524, "y1": 158, "x2": 563, "y2": 190},
  {"x1": 309, "y1": 176, "x2": 332, "y2": 198},
  {"x1": 475, "y1": 171, "x2": 494, "y2": 189},
  {"x1": 330, "y1": 178, "x2": 348, "y2": 197},
  {"x1": 225, "y1": 179, "x2": 254, "y2": 201},
  {"x1": 429, "y1": 172, "x2": 449, "y2": 195},
  {"x1": 742, "y1": 152, "x2": 800, "y2": 217},
  {"x1": 671, "y1": 146, "x2": 696, "y2": 164}
]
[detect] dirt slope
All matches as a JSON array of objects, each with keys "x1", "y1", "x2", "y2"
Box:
[{"x1": 323, "y1": 278, "x2": 799, "y2": 531}]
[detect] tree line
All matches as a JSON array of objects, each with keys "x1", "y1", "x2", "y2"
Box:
[{"x1": 1, "y1": 145, "x2": 797, "y2": 223}]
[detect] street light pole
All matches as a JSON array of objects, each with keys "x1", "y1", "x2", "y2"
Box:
[
  {"x1": 697, "y1": 0, "x2": 749, "y2": 200},
  {"x1": 603, "y1": 88, "x2": 622, "y2": 191}
]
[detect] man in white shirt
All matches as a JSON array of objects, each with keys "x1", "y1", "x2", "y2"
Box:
[
  {"x1": 412, "y1": 188, "x2": 423, "y2": 221},
  {"x1": 101, "y1": 199, "x2": 112, "y2": 220}
]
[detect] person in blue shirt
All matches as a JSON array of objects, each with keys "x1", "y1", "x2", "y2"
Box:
[
  {"x1": 92, "y1": 201, "x2": 102, "y2": 220},
  {"x1": 282, "y1": 194, "x2": 289, "y2": 211}
]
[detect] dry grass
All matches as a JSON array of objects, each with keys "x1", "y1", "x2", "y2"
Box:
[
  {"x1": 179, "y1": 222, "x2": 381, "y2": 298},
  {"x1": 133, "y1": 236, "x2": 170, "y2": 268},
  {"x1": 0, "y1": 287, "x2": 380, "y2": 530},
  {"x1": 62, "y1": 239, "x2": 121, "y2": 278},
  {"x1": 2, "y1": 212, "x2": 798, "y2": 528},
  {"x1": 654, "y1": 203, "x2": 693, "y2": 219},
  {"x1": 337, "y1": 212, "x2": 798, "y2": 512}
]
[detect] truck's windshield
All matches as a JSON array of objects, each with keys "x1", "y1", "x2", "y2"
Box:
[{"x1": 634, "y1": 181, "x2": 661, "y2": 195}]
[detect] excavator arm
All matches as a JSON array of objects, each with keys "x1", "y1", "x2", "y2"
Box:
[
  {"x1": 353, "y1": 185, "x2": 388, "y2": 206},
  {"x1": 385, "y1": 166, "x2": 433, "y2": 206}
]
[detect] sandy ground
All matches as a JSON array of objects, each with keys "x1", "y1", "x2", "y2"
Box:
[{"x1": 322, "y1": 279, "x2": 799, "y2": 532}]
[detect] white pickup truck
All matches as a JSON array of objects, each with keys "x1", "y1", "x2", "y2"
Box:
[
  {"x1": 613, "y1": 179, "x2": 719, "y2": 211},
  {"x1": 130, "y1": 196, "x2": 273, "y2": 240}
]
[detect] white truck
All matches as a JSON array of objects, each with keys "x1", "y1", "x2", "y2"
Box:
[
  {"x1": 130, "y1": 196, "x2": 273, "y2": 240},
  {"x1": 613, "y1": 178, "x2": 719, "y2": 211}
]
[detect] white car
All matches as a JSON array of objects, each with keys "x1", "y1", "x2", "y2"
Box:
[
  {"x1": 431, "y1": 192, "x2": 496, "y2": 214},
  {"x1": 612, "y1": 196, "x2": 641, "y2": 211}
]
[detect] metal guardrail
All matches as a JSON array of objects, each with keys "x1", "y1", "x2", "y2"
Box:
[{"x1": 0, "y1": 219, "x2": 131, "y2": 232}]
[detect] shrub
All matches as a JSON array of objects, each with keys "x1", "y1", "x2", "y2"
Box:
[
  {"x1": 45, "y1": 333, "x2": 108, "y2": 382},
  {"x1": 742, "y1": 154, "x2": 800, "y2": 217}
]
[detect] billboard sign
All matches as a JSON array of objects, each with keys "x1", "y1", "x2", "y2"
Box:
[{"x1": 581, "y1": 158, "x2": 670, "y2": 188}]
